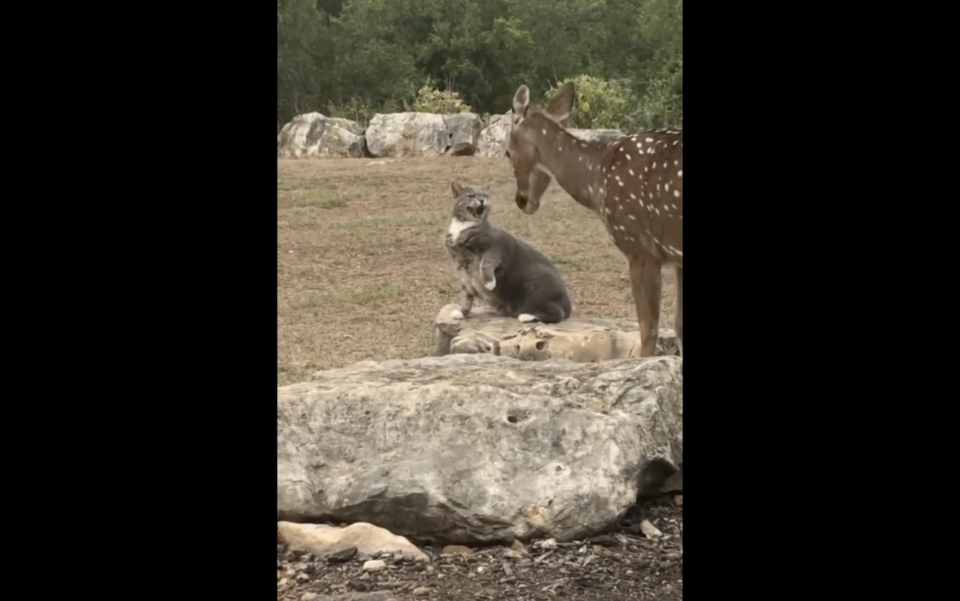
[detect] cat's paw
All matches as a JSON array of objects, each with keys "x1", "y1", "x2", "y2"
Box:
[
  {"x1": 451, "y1": 309, "x2": 465, "y2": 320},
  {"x1": 484, "y1": 278, "x2": 496, "y2": 291},
  {"x1": 517, "y1": 313, "x2": 539, "y2": 323}
]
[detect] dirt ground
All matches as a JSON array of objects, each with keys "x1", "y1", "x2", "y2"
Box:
[
  {"x1": 277, "y1": 496, "x2": 682, "y2": 601},
  {"x1": 277, "y1": 157, "x2": 677, "y2": 386}
]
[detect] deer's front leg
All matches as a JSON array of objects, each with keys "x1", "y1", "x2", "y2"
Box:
[
  {"x1": 675, "y1": 264, "x2": 683, "y2": 357},
  {"x1": 628, "y1": 254, "x2": 663, "y2": 357},
  {"x1": 451, "y1": 284, "x2": 474, "y2": 320}
]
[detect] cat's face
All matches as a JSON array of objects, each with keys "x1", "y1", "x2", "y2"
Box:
[{"x1": 450, "y1": 182, "x2": 491, "y2": 224}]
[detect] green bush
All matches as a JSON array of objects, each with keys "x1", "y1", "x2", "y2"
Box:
[
  {"x1": 543, "y1": 75, "x2": 634, "y2": 130},
  {"x1": 411, "y1": 80, "x2": 473, "y2": 114}
]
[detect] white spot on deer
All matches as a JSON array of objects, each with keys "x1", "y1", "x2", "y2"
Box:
[
  {"x1": 654, "y1": 207, "x2": 660, "y2": 215},
  {"x1": 618, "y1": 180, "x2": 625, "y2": 187},
  {"x1": 647, "y1": 147, "x2": 654, "y2": 154},
  {"x1": 628, "y1": 214, "x2": 637, "y2": 220},
  {"x1": 645, "y1": 137, "x2": 654, "y2": 142},
  {"x1": 653, "y1": 162, "x2": 657, "y2": 169},
  {"x1": 588, "y1": 185, "x2": 594, "y2": 193},
  {"x1": 673, "y1": 190, "x2": 680, "y2": 198},
  {"x1": 678, "y1": 170, "x2": 682, "y2": 177},
  {"x1": 626, "y1": 153, "x2": 632, "y2": 160},
  {"x1": 629, "y1": 193, "x2": 637, "y2": 199},
  {"x1": 671, "y1": 203, "x2": 678, "y2": 209},
  {"x1": 629, "y1": 169, "x2": 635, "y2": 176},
  {"x1": 542, "y1": 129, "x2": 547, "y2": 135},
  {"x1": 639, "y1": 199, "x2": 644, "y2": 207},
  {"x1": 673, "y1": 140, "x2": 679, "y2": 146},
  {"x1": 674, "y1": 160, "x2": 679, "y2": 166},
  {"x1": 626, "y1": 236, "x2": 635, "y2": 241},
  {"x1": 644, "y1": 166, "x2": 649, "y2": 172},
  {"x1": 578, "y1": 156, "x2": 582, "y2": 162},
  {"x1": 657, "y1": 183, "x2": 661, "y2": 191},
  {"x1": 665, "y1": 183, "x2": 670, "y2": 191}
]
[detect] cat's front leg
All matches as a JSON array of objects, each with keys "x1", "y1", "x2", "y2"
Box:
[
  {"x1": 480, "y1": 253, "x2": 499, "y2": 291},
  {"x1": 452, "y1": 286, "x2": 474, "y2": 320}
]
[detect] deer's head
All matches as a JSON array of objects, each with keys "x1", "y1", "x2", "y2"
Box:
[{"x1": 505, "y1": 82, "x2": 575, "y2": 215}]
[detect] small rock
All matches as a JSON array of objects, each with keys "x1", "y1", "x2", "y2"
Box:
[
  {"x1": 476, "y1": 566, "x2": 485, "y2": 574},
  {"x1": 301, "y1": 594, "x2": 318, "y2": 601},
  {"x1": 328, "y1": 546, "x2": 358, "y2": 563},
  {"x1": 640, "y1": 520, "x2": 663, "y2": 538},
  {"x1": 537, "y1": 538, "x2": 558, "y2": 550},
  {"x1": 502, "y1": 548, "x2": 523, "y2": 559},
  {"x1": 441, "y1": 544, "x2": 474, "y2": 556},
  {"x1": 412, "y1": 587, "x2": 431, "y2": 597},
  {"x1": 363, "y1": 559, "x2": 386, "y2": 572},
  {"x1": 674, "y1": 494, "x2": 683, "y2": 506},
  {"x1": 510, "y1": 540, "x2": 525, "y2": 554}
]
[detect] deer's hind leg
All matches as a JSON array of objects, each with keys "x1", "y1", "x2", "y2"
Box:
[{"x1": 628, "y1": 254, "x2": 663, "y2": 357}]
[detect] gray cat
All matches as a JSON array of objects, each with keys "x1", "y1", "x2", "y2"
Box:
[{"x1": 444, "y1": 182, "x2": 572, "y2": 323}]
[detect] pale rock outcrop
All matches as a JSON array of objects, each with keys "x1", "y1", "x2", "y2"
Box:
[
  {"x1": 477, "y1": 112, "x2": 511, "y2": 157},
  {"x1": 432, "y1": 303, "x2": 680, "y2": 360},
  {"x1": 278, "y1": 113, "x2": 367, "y2": 158},
  {"x1": 277, "y1": 521, "x2": 428, "y2": 562},
  {"x1": 567, "y1": 128, "x2": 626, "y2": 145},
  {"x1": 442, "y1": 113, "x2": 482, "y2": 156},
  {"x1": 278, "y1": 353, "x2": 683, "y2": 543},
  {"x1": 365, "y1": 113, "x2": 451, "y2": 158}
]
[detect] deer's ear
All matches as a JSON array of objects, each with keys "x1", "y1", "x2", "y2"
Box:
[
  {"x1": 544, "y1": 81, "x2": 575, "y2": 124},
  {"x1": 451, "y1": 181, "x2": 464, "y2": 197},
  {"x1": 512, "y1": 85, "x2": 530, "y2": 117}
]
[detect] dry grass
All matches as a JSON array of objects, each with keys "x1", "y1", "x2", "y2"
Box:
[{"x1": 277, "y1": 157, "x2": 676, "y2": 386}]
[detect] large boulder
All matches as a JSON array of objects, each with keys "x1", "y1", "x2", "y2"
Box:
[
  {"x1": 278, "y1": 113, "x2": 367, "y2": 158},
  {"x1": 278, "y1": 353, "x2": 683, "y2": 544},
  {"x1": 567, "y1": 128, "x2": 626, "y2": 145},
  {"x1": 365, "y1": 112, "x2": 451, "y2": 158},
  {"x1": 432, "y1": 303, "x2": 680, "y2": 359},
  {"x1": 442, "y1": 113, "x2": 481, "y2": 156},
  {"x1": 476, "y1": 116, "x2": 627, "y2": 158},
  {"x1": 477, "y1": 112, "x2": 511, "y2": 157}
]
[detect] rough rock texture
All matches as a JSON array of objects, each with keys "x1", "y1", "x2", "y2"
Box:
[
  {"x1": 365, "y1": 113, "x2": 451, "y2": 158},
  {"x1": 442, "y1": 113, "x2": 481, "y2": 156},
  {"x1": 278, "y1": 113, "x2": 367, "y2": 158},
  {"x1": 278, "y1": 353, "x2": 683, "y2": 543},
  {"x1": 278, "y1": 521, "x2": 429, "y2": 562},
  {"x1": 432, "y1": 303, "x2": 680, "y2": 360},
  {"x1": 567, "y1": 128, "x2": 626, "y2": 145},
  {"x1": 477, "y1": 112, "x2": 512, "y2": 157},
  {"x1": 278, "y1": 496, "x2": 683, "y2": 601}
]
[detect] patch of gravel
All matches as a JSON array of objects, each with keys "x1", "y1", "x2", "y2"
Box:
[{"x1": 277, "y1": 496, "x2": 682, "y2": 600}]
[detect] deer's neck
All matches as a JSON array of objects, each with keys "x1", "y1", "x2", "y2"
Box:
[{"x1": 533, "y1": 122, "x2": 609, "y2": 214}]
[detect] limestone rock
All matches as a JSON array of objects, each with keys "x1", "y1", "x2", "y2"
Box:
[
  {"x1": 431, "y1": 303, "x2": 680, "y2": 360},
  {"x1": 442, "y1": 113, "x2": 481, "y2": 156},
  {"x1": 365, "y1": 112, "x2": 451, "y2": 158},
  {"x1": 477, "y1": 112, "x2": 511, "y2": 157},
  {"x1": 278, "y1": 353, "x2": 683, "y2": 543},
  {"x1": 277, "y1": 521, "x2": 429, "y2": 562},
  {"x1": 278, "y1": 113, "x2": 367, "y2": 158},
  {"x1": 567, "y1": 128, "x2": 626, "y2": 145}
]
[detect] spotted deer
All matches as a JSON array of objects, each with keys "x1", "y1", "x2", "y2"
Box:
[{"x1": 505, "y1": 82, "x2": 682, "y2": 357}]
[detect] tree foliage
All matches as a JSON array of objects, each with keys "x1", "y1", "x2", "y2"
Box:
[{"x1": 277, "y1": 0, "x2": 682, "y2": 131}]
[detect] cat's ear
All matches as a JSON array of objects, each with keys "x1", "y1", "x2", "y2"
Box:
[{"x1": 451, "y1": 182, "x2": 465, "y2": 198}]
